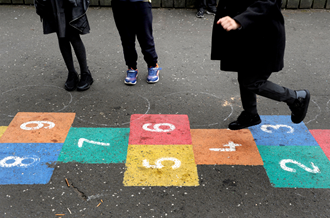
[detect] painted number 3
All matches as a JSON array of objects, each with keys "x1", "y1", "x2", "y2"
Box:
[
  {"x1": 142, "y1": 123, "x2": 176, "y2": 132},
  {"x1": 20, "y1": 121, "x2": 55, "y2": 130}
]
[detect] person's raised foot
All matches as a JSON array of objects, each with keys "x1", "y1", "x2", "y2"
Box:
[
  {"x1": 288, "y1": 89, "x2": 310, "y2": 124},
  {"x1": 228, "y1": 111, "x2": 261, "y2": 130}
]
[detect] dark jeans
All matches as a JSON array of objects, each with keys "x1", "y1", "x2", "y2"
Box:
[
  {"x1": 196, "y1": 0, "x2": 217, "y2": 11},
  {"x1": 238, "y1": 71, "x2": 296, "y2": 115},
  {"x1": 112, "y1": 1, "x2": 158, "y2": 69}
]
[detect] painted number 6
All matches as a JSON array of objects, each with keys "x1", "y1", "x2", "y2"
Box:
[
  {"x1": 142, "y1": 123, "x2": 176, "y2": 132},
  {"x1": 20, "y1": 121, "x2": 55, "y2": 130}
]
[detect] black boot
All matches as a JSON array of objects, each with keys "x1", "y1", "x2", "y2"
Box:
[
  {"x1": 77, "y1": 69, "x2": 93, "y2": 91},
  {"x1": 64, "y1": 71, "x2": 79, "y2": 91},
  {"x1": 288, "y1": 89, "x2": 310, "y2": 124},
  {"x1": 228, "y1": 111, "x2": 261, "y2": 130}
]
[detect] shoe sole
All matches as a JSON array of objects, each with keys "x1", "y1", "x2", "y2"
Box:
[
  {"x1": 64, "y1": 85, "x2": 76, "y2": 91},
  {"x1": 205, "y1": 11, "x2": 215, "y2": 15},
  {"x1": 124, "y1": 80, "x2": 137, "y2": 85},
  {"x1": 228, "y1": 119, "x2": 262, "y2": 130},
  {"x1": 77, "y1": 79, "x2": 94, "y2": 91},
  {"x1": 292, "y1": 89, "x2": 310, "y2": 124},
  {"x1": 147, "y1": 77, "x2": 159, "y2": 84}
]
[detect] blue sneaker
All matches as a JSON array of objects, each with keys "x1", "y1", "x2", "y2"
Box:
[
  {"x1": 124, "y1": 69, "x2": 138, "y2": 85},
  {"x1": 147, "y1": 64, "x2": 161, "y2": 84}
]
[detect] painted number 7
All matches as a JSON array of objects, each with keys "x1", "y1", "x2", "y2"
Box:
[{"x1": 142, "y1": 123, "x2": 176, "y2": 132}]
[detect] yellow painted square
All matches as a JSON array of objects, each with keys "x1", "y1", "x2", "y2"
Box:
[
  {"x1": 0, "y1": 126, "x2": 8, "y2": 138},
  {"x1": 123, "y1": 145, "x2": 199, "y2": 186}
]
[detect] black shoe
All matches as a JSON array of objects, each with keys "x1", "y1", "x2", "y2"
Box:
[
  {"x1": 64, "y1": 71, "x2": 79, "y2": 91},
  {"x1": 228, "y1": 111, "x2": 262, "y2": 130},
  {"x1": 206, "y1": 10, "x2": 216, "y2": 15},
  {"x1": 196, "y1": 10, "x2": 204, "y2": 18},
  {"x1": 288, "y1": 89, "x2": 310, "y2": 124},
  {"x1": 77, "y1": 69, "x2": 93, "y2": 91}
]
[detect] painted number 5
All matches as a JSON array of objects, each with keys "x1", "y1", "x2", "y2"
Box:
[
  {"x1": 20, "y1": 121, "x2": 55, "y2": 130},
  {"x1": 142, "y1": 123, "x2": 176, "y2": 132}
]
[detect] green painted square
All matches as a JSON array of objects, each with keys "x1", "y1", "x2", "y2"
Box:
[
  {"x1": 258, "y1": 145, "x2": 330, "y2": 188},
  {"x1": 58, "y1": 128, "x2": 129, "y2": 163}
]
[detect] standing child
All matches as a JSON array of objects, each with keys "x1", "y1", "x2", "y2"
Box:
[
  {"x1": 211, "y1": 0, "x2": 310, "y2": 130},
  {"x1": 112, "y1": 0, "x2": 161, "y2": 85},
  {"x1": 35, "y1": 0, "x2": 93, "y2": 91}
]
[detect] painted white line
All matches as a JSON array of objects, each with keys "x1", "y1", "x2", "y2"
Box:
[
  {"x1": 143, "y1": 157, "x2": 181, "y2": 169},
  {"x1": 305, "y1": 99, "x2": 321, "y2": 124},
  {"x1": 78, "y1": 138, "x2": 110, "y2": 148},
  {"x1": 280, "y1": 159, "x2": 320, "y2": 173},
  {"x1": 209, "y1": 141, "x2": 241, "y2": 152},
  {"x1": 260, "y1": 124, "x2": 294, "y2": 134}
]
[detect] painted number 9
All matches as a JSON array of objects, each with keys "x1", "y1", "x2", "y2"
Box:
[
  {"x1": 142, "y1": 123, "x2": 176, "y2": 132},
  {"x1": 20, "y1": 121, "x2": 55, "y2": 130}
]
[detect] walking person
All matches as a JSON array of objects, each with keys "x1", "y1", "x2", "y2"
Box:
[
  {"x1": 112, "y1": 0, "x2": 161, "y2": 85},
  {"x1": 211, "y1": 0, "x2": 310, "y2": 130},
  {"x1": 35, "y1": 0, "x2": 93, "y2": 91}
]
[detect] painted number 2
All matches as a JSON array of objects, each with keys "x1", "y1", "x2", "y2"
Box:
[
  {"x1": 280, "y1": 159, "x2": 320, "y2": 173},
  {"x1": 20, "y1": 121, "x2": 55, "y2": 130},
  {"x1": 142, "y1": 123, "x2": 176, "y2": 132}
]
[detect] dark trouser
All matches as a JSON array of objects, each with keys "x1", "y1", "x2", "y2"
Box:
[
  {"x1": 112, "y1": 1, "x2": 158, "y2": 70},
  {"x1": 196, "y1": 0, "x2": 217, "y2": 11},
  {"x1": 238, "y1": 71, "x2": 296, "y2": 115}
]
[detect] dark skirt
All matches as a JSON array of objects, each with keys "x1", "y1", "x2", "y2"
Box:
[{"x1": 42, "y1": 0, "x2": 90, "y2": 38}]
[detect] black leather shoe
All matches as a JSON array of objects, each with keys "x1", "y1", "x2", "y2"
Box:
[
  {"x1": 64, "y1": 71, "x2": 79, "y2": 91},
  {"x1": 77, "y1": 70, "x2": 93, "y2": 91},
  {"x1": 228, "y1": 111, "x2": 262, "y2": 130},
  {"x1": 288, "y1": 89, "x2": 310, "y2": 124}
]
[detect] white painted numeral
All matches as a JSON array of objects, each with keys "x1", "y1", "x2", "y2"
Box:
[
  {"x1": 20, "y1": 121, "x2": 55, "y2": 130},
  {"x1": 78, "y1": 138, "x2": 110, "y2": 148},
  {"x1": 209, "y1": 141, "x2": 241, "y2": 152},
  {"x1": 0, "y1": 155, "x2": 40, "y2": 168},
  {"x1": 280, "y1": 159, "x2": 320, "y2": 173},
  {"x1": 261, "y1": 124, "x2": 294, "y2": 134},
  {"x1": 142, "y1": 157, "x2": 181, "y2": 169},
  {"x1": 142, "y1": 123, "x2": 176, "y2": 132}
]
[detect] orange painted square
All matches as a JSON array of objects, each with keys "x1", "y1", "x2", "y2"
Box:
[
  {"x1": 191, "y1": 129, "x2": 263, "y2": 165},
  {"x1": 0, "y1": 112, "x2": 75, "y2": 143}
]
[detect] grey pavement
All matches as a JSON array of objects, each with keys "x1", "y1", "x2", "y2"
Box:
[{"x1": 0, "y1": 5, "x2": 330, "y2": 217}]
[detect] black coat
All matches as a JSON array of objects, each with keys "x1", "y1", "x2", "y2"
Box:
[
  {"x1": 211, "y1": 0, "x2": 285, "y2": 73},
  {"x1": 35, "y1": 0, "x2": 90, "y2": 38}
]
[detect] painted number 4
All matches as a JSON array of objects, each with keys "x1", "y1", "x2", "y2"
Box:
[{"x1": 142, "y1": 123, "x2": 176, "y2": 132}]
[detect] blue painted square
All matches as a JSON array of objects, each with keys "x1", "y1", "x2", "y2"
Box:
[
  {"x1": 258, "y1": 145, "x2": 330, "y2": 188},
  {"x1": 0, "y1": 143, "x2": 63, "y2": 185},
  {"x1": 248, "y1": 115, "x2": 318, "y2": 146}
]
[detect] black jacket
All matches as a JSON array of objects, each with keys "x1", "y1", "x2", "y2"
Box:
[
  {"x1": 211, "y1": 0, "x2": 285, "y2": 73},
  {"x1": 35, "y1": 0, "x2": 90, "y2": 37}
]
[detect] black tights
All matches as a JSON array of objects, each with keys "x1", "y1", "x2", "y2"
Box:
[{"x1": 57, "y1": 33, "x2": 88, "y2": 74}]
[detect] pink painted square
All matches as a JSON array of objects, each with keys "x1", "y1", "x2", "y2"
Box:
[
  {"x1": 310, "y1": 130, "x2": 330, "y2": 160},
  {"x1": 129, "y1": 114, "x2": 192, "y2": 145}
]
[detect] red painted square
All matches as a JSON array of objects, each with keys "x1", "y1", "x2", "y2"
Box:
[
  {"x1": 129, "y1": 114, "x2": 191, "y2": 145},
  {"x1": 310, "y1": 130, "x2": 330, "y2": 160}
]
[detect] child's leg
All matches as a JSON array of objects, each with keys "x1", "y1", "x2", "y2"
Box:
[
  {"x1": 67, "y1": 32, "x2": 88, "y2": 74},
  {"x1": 112, "y1": 1, "x2": 138, "y2": 70},
  {"x1": 57, "y1": 34, "x2": 76, "y2": 73},
  {"x1": 135, "y1": 2, "x2": 158, "y2": 68},
  {"x1": 239, "y1": 84, "x2": 258, "y2": 115},
  {"x1": 237, "y1": 71, "x2": 296, "y2": 106}
]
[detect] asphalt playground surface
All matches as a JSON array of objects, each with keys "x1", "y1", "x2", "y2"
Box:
[{"x1": 0, "y1": 5, "x2": 330, "y2": 217}]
